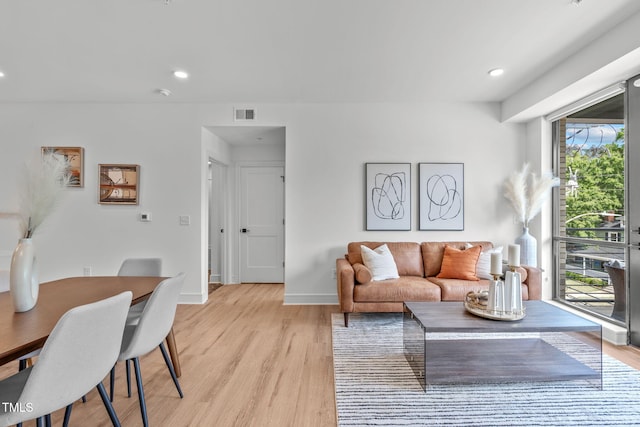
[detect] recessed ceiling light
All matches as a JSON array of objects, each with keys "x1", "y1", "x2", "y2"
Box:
[
  {"x1": 0, "y1": 71, "x2": 5, "y2": 78},
  {"x1": 173, "y1": 70, "x2": 189, "y2": 79},
  {"x1": 488, "y1": 68, "x2": 504, "y2": 77}
]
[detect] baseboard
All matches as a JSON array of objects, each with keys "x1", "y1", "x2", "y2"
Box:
[
  {"x1": 284, "y1": 293, "x2": 339, "y2": 305},
  {"x1": 178, "y1": 292, "x2": 208, "y2": 304},
  {"x1": 546, "y1": 300, "x2": 628, "y2": 346}
]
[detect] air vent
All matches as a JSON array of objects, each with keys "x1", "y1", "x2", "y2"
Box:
[{"x1": 234, "y1": 108, "x2": 256, "y2": 121}]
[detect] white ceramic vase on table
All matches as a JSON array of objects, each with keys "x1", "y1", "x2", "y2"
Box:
[
  {"x1": 515, "y1": 226, "x2": 537, "y2": 267},
  {"x1": 9, "y1": 238, "x2": 39, "y2": 312}
]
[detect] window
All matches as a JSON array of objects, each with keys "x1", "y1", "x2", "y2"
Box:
[{"x1": 552, "y1": 93, "x2": 626, "y2": 324}]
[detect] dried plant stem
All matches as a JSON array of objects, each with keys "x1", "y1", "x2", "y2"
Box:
[
  {"x1": 18, "y1": 153, "x2": 72, "y2": 238},
  {"x1": 503, "y1": 163, "x2": 559, "y2": 227}
]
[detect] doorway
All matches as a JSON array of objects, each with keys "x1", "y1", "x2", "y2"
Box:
[
  {"x1": 206, "y1": 125, "x2": 286, "y2": 286},
  {"x1": 209, "y1": 159, "x2": 226, "y2": 285}
]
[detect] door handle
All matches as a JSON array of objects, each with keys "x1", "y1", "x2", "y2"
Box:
[{"x1": 241, "y1": 228, "x2": 250, "y2": 233}]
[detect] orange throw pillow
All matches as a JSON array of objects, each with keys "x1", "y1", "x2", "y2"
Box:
[{"x1": 436, "y1": 245, "x2": 481, "y2": 281}]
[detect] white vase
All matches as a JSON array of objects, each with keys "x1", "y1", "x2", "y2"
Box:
[
  {"x1": 9, "y1": 238, "x2": 39, "y2": 312},
  {"x1": 515, "y1": 227, "x2": 537, "y2": 267}
]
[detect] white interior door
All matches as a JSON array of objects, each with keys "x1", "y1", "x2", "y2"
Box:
[{"x1": 239, "y1": 165, "x2": 284, "y2": 283}]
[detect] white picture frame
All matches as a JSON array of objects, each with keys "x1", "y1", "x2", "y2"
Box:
[
  {"x1": 365, "y1": 163, "x2": 411, "y2": 231},
  {"x1": 419, "y1": 162, "x2": 464, "y2": 230}
]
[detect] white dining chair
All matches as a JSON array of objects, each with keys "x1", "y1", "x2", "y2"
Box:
[
  {"x1": 110, "y1": 273, "x2": 185, "y2": 427},
  {"x1": 118, "y1": 258, "x2": 162, "y2": 324},
  {"x1": 0, "y1": 291, "x2": 132, "y2": 427},
  {"x1": 117, "y1": 258, "x2": 162, "y2": 277},
  {"x1": 2, "y1": 268, "x2": 73, "y2": 427},
  {"x1": 114, "y1": 258, "x2": 163, "y2": 399}
]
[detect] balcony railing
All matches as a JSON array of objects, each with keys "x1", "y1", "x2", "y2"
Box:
[{"x1": 555, "y1": 228, "x2": 625, "y2": 324}]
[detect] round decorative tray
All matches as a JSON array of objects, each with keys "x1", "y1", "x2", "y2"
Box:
[{"x1": 464, "y1": 291, "x2": 526, "y2": 321}]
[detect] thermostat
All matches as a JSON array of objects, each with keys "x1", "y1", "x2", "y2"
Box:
[{"x1": 140, "y1": 212, "x2": 152, "y2": 222}]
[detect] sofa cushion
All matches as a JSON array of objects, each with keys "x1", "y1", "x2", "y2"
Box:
[
  {"x1": 503, "y1": 265, "x2": 528, "y2": 283},
  {"x1": 353, "y1": 263, "x2": 372, "y2": 283},
  {"x1": 353, "y1": 277, "x2": 441, "y2": 302},
  {"x1": 421, "y1": 241, "x2": 493, "y2": 277},
  {"x1": 437, "y1": 245, "x2": 481, "y2": 281},
  {"x1": 428, "y1": 277, "x2": 491, "y2": 301},
  {"x1": 347, "y1": 242, "x2": 424, "y2": 277},
  {"x1": 360, "y1": 244, "x2": 399, "y2": 281},
  {"x1": 428, "y1": 277, "x2": 529, "y2": 301}
]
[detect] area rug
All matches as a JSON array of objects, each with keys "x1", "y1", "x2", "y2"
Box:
[{"x1": 332, "y1": 312, "x2": 640, "y2": 426}]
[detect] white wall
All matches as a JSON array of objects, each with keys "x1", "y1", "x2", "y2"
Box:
[
  {"x1": 0, "y1": 101, "x2": 527, "y2": 304},
  {"x1": 281, "y1": 102, "x2": 526, "y2": 303},
  {"x1": 524, "y1": 117, "x2": 554, "y2": 300}
]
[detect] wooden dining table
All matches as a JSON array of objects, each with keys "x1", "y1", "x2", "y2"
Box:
[{"x1": 0, "y1": 276, "x2": 181, "y2": 376}]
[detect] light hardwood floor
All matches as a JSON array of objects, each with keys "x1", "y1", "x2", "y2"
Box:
[{"x1": 2, "y1": 283, "x2": 639, "y2": 426}]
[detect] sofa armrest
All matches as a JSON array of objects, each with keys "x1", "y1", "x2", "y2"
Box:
[
  {"x1": 521, "y1": 265, "x2": 542, "y2": 300},
  {"x1": 337, "y1": 258, "x2": 355, "y2": 312}
]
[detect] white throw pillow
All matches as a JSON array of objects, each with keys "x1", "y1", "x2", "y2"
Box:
[
  {"x1": 466, "y1": 243, "x2": 503, "y2": 280},
  {"x1": 477, "y1": 246, "x2": 503, "y2": 279},
  {"x1": 360, "y1": 244, "x2": 400, "y2": 281}
]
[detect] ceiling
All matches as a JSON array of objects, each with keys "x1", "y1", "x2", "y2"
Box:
[{"x1": 2, "y1": 0, "x2": 640, "y2": 106}]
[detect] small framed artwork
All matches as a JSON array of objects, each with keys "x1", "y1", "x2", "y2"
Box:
[
  {"x1": 419, "y1": 162, "x2": 464, "y2": 230},
  {"x1": 365, "y1": 163, "x2": 411, "y2": 231},
  {"x1": 99, "y1": 164, "x2": 140, "y2": 205},
  {"x1": 41, "y1": 146, "x2": 84, "y2": 187}
]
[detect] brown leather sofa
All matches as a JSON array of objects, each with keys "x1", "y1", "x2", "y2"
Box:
[{"x1": 337, "y1": 241, "x2": 542, "y2": 327}]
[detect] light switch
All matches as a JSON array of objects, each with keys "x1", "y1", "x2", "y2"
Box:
[{"x1": 179, "y1": 215, "x2": 191, "y2": 226}]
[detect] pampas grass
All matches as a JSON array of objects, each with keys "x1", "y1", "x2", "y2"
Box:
[
  {"x1": 504, "y1": 163, "x2": 559, "y2": 227},
  {"x1": 18, "y1": 153, "x2": 71, "y2": 238}
]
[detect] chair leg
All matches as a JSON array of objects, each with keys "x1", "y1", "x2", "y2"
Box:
[
  {"x1": 133, "y1": 357, "x2": 149, "y2": 427},
  {"x1": 35, "y1": 417, "x2": 44, "y2": 427},
  {"x1": 45, "y1": 414, "x2": 51, "y2": 427},
  {"x1": 159, "y1": 342, "x2": 184, "y2": 398},
  {"x1": 96, "y1": 382, "x2": 122, "y2": 427},
  {"x1": 110, "y1": 363, "x2": 116, "y2": 402},
  {"x1": 17, "y1": 360, "x2": 27, "y2": 427},
  {"x1": 63, "y1": 404, "x2": 73, "y2": 427},
  {"x1": 126, "y1": 359, "x2": 132, "y2": 398},
  {"x1": 344, "y1": 312, "x2": 349, "y2": 327}
]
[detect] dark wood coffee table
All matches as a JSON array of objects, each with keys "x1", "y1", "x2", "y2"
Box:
[{"x1": 403, "y1": 301, "x2": 602, "y2": 390}]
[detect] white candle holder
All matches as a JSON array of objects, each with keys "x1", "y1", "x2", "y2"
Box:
[
  {"x1": 504, "y1": 266, "x2": 524, "y2": 316},
  {"x1": 487, "y1": 274, "x2": 505, "y2": 315}
]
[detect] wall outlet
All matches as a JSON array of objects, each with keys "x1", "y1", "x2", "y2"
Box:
[
  {"x1": 83, "y1": 266, "x2": 92, "y2": 276},
  {"x1": 179, "y1": 215, "x2": 191, "y2": 226}
]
